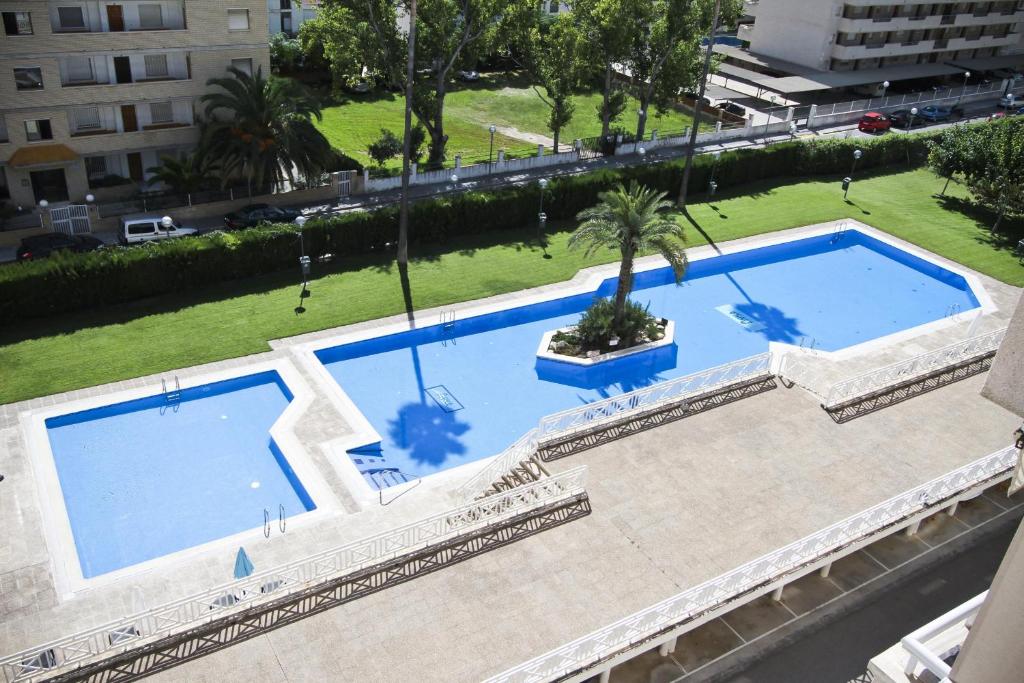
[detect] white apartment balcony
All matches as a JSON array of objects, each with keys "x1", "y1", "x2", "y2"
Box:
[
  {"x1": 58, "y1": 52, "x2": 191, "y2": 88},
  {"x1": 48, "y1": 1, "x2": 187, "y2": 33},
  {"x1": 68, "y1": 100, "x2": 194, "y2": 140},
  {"x1": 838, "y1": 9, "x2": 1023, "y2": 34},
  {"x1": 831, "y1": 32, "x2": 1019, "y2": 60}
]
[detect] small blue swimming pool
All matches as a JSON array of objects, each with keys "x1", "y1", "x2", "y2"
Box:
[
  {"x1": 317, "y1": 231, "x2": 980, "y2": 488},
  {"x1": 46, "y1": 371, "x2": 315, "y2": 578}
]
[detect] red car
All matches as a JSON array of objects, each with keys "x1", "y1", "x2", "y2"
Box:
[{"x1": 858, "y1": 112, "x2": 892, "y2": 133}]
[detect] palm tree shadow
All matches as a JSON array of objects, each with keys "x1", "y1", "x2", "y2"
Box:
[
  {"x1": 385, "y1": 401, "x2": 470, "y2": 466},
  {"x1": 682, "y1": 210, "x2": 722, "y2": 254},
  {"x1": 732, "y1": 301, "x2": 805, "y2": 344}
]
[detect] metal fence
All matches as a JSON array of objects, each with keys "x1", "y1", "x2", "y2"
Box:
[
  {"x1": 537, "y1": 352, "x2": 773, "y2": 443},
  {"x1": 0, "y1": 467, "x2": 588, "y2": 683},
  {"x1": 822, "y1": 327, "x2": 1007, "y2": 408},
  {"x1": 487, "y1": 445, "x2": 1018, "y2": 683},
  {"x1": 814, "y1": 80, "x2": 1005, "y2": 117}
]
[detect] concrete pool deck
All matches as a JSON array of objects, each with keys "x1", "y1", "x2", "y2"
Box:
[{"x1": 0, "y1": 219, "x2": 1020, "y2": 676}]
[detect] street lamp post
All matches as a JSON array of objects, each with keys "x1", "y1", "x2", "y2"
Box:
[
  {"x1": 881, "y1": 80, "x2": 890, "y2": 106},
  {"x1": 488, "y1": 124, "x2": 496, "y2": 173},
  {"x1": 709, "y1": 150, "x2": 721, "y2": 195},
  {"x1": 909, "y1": 106, "x2": 918, "y2": 131},
  {"x1": 450, "y1": 174, "x2": 459, "y2": 192},
  {"x1": 843, "y1": 149, "x2": 863, "y2": 199},
  {"x1": 958, "y1": 71, "x2": 971, "y2": 106},
  {"x1": 295, "y1": 215, "x2": 310, "y2": 299},
  {"x1": 537, "y1": 178, "x2": 548, "y2": 244}
]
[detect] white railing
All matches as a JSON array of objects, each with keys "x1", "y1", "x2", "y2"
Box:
[
  {"x1": 487, "y1": 445, "x2": 1017, "y2": 683},
  {"x1": 0, "y1": 467, "x2": 588, "y2": 683},
  {"x1": 823, "y1": 327, "x2": 1007, "y2": 408},
  {"x1": 537, "y1": 352, "x2": 773, "y2": 443},
  {"x1": 902, "y1": 591, "x2": 987, "y2": 682},
  {"x1": 456, "y1": 429, "x2": 540, "y2": 502},
  {"x1": 813, "y1": 80, "x2": 1005, "y2": 117}
]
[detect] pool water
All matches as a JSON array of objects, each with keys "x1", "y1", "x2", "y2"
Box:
[
  {"x1": 316, "y1": 231, "x2": 980, "y2": 487},
  {"x1": 46, "y1": 371, "x2": 315, "y2": 578}
]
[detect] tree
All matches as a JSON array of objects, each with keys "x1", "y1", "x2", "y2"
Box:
[
  {"x1": 368, "y1": 128, "x2": 404, "y2": 167},
  {"x1": 269, "y1": 32, "x2": 303, "y2": 73},
  {"x1": 145, "y1": 150, "x2": 219, "y2": 194},
  {"x1": 569, "y1": 181, "x2": 688, "y2": 330},
  {"x1": 523, "y1": 13, "x2": 586, "y2": 152},
  {"x1": 574, "y1": 0, "x2": 637, "y2": 138},
  {"x1": 929, "y1": 118, "x2": 1024, "y2": 231},
  {"x1": 201, "y1": 67, "x2": 333, "y2": 192},
  {"x1": 300, "y1": 0, "x2": 402, "y2": 91}
]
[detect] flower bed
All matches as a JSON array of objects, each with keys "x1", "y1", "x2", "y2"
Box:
[{"x1": 537, "y1": 319, "x2": 675, "y2": 366}]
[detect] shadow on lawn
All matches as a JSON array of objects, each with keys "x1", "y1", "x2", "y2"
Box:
[{"x1": 935, "y1": 195, "x2": 1024, "y2": 251}]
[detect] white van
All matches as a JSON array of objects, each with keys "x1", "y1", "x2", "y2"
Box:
[{"x1": 118, "y1": 214, "x2": 199, "y2": 245}]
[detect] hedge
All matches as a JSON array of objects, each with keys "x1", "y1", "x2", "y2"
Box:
[{"x1": 0, "y1": 132, "x2": 938, "y2": 325}]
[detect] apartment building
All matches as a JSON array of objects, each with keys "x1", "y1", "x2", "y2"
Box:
[
  {"x1": 742, "y1": 0, "x2": 1024, "y2": 72},
  {"x1": 268, "y1": 0, "x2": 317, "y2": 36},
  {"x1": 0, "y1": 0, "x2": 269, "y2": 209}
]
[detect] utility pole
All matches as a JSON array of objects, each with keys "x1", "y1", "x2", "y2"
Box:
[
  {"x1": 677, "y1": 0, "x2": 721, "y2": 210},
  {"x1": 397, "y1": 0, "x2": 417, "y2": 267}
]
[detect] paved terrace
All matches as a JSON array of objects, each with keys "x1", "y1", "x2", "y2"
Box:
[
  {"x1": 0, "y1": 222, "x2": 1018, "y2": 679},
  {"x1": 145, "y1": 373, "x2": 1018, "y2": 682}
]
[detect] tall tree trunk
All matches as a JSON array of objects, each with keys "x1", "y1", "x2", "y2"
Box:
[
  {"x1": 635, "y1": 92, "x2": 649, "y2": 140},
  {"x1": 601, "y1": 63, "x2": 613, "y2": 138},
  {"x1": 941, "y1": 175, "x2": 952, "y2": 196},
  {"x1": 992, "y1": 206, "x2": 1005, "y2": 233},
  {"x1": 427, "y1": 75, "x2": 448, "y2": 167},
  {"x1": 612, "y1": 247, "x2": 634, "y2": 331},
  {"x1": 678, "y1": 0, "x2": 722, "y2": 209},
  {"x1": 397, "y1": 0, "x2": 417, "y2": 267}
]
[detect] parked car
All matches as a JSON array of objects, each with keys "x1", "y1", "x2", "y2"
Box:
[
  {"x1": 988, "y1": 111, "x2": 1006, "y2": 121},
  {"x1": 887, "y1": 109, "x2": 914, "y2": 128},
  {"x1": 118, "y1": 215, "x2": 198, "y2": 245},
  {"x1": 917, "y1": 105, "x2": 953, "y2": 122},
  {"x1": 999, "y1": 93, "x2": 1017, "y2": 108},
  {"x1": 1014, "y1": 106, "x2": 1024, "y2": 116},
  {"x1": 16, "y1": 232, "x2": 104, "y2": 261},
  {"x1": 456, "y1": 69, "x2": 480, "y2": 82},
  {"x1": 857, "y1": 112, "x2": 891, "y2": 133},
  {"x1": 715, "y1": 101, "x2": 746, "y2": 117},
  {"x1": 223, "y1": 204, "x2": 302, "y2": 230},
  {"x1": 682, "y1": 91, "x2": 711, "y2": 107}
]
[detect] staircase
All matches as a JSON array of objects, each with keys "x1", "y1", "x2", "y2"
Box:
[{"x1": 485, "y1": 455, "x2": 549, "y2": 496}]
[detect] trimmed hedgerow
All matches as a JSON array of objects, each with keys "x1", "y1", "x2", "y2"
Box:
[{"x1": 0, "y1": 132, "x2": 938, "y2": 325}]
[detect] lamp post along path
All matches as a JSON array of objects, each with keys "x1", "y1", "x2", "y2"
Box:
[{"x1": 678, "y1": 0, "x2": 722, "y2": 209}]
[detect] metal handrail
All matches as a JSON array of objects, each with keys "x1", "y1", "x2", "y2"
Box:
[
  {"x1": 0, "y1": 467, "x2": 588, "y2": 683},
  {"x1": 456, "y1": 429, "x2": 540, "y2": 502},
  {"x1": 486, "y1": 445, "x2": 1017, "y2": 683},
  {"x1": 902, "y1": 591, "x2": 987, "y2": 681},
  {"x1": 822, "y1": 327, "x2": 1007, "y2": 408},
  {"x1": 537, "y1": 352, "x2": 773, "y2": 441}
]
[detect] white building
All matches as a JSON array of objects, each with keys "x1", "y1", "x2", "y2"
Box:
[{"x1": 267, "y1": 0, "x2": 317, "y2": 36}]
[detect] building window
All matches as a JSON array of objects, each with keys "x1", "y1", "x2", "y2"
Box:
[
  {"x1": 227, "y1": 8, "x2": 250, "y2": 30},
  {"x1": 74, "y1": 107, "x2": 101, "y2": 130},
  {"x1": 2, "y1": 11, "x2": 33, "y2": 35},
  {"x1": 84, "y1": 155, "x2": 107, "y2": 179},
  {"x1": 25, "y1": 119, "x2": 53, "y2": 142},
  {"x1": 144, "y1": 54, "x2": 169, "y2": 78},
  {"x1": 14, "y1": 67, "x2": 44, "y2": 90},
  {"x1": 0, "y1": 116, "x2": 8, "y2": 143},
  {"x1": 231, "y1": 58, "x2": 253, "y2": 76},
  {"x1": 56, "y1": 6, "x2": 87, "y2": 30},
  {"x1": 149, "y1": 101, "x2": 173, "y2": 123},
  {"x1": 65, "y1": 56, "x2": 94, "y2": 83},
  {"x1": 138, "y1": 3, "x2": 163, "y2": 29}
]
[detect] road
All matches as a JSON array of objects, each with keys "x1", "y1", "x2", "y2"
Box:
[{"x1": 710, "y1": 521, "x2": 1018, "y2": 683}]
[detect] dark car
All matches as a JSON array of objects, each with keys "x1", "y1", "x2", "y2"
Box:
[
  {"x1": 888, "y1": 109, "x2": 914, "y2": 128},
  {"x1": 16, "y1": 232, "x2": 105, "y2": 261},
  {"x1": 223, "y1": 204, "x2": 301, "y2": 230},
  {"x1": 715, "y1": 101, "x2": 746, "y2": 117},
  {"x1": 683, "y1": 91, "x2": 712, "y2": 107},
  {"x1": 918, "y1": 105, "x2": 953, "y2": 122}
]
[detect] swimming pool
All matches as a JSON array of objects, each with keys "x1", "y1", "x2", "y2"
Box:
[
  {"x1": 315, "y1": 229, "x2": 982, "y2": 488},
  {"x1": 44, "y1": 371, "x2": 315, "y2": 578}
]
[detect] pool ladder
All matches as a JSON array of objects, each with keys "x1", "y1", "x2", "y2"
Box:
[
  {"x1": 946, "y1": 303, "x2": 962, "y2": 320},
  {"x1": 263, "y1": 505, "x2": 287, "y2": 538},
  {"x1": 440, "y1": 310, "x2": 457, "y2": 347},
  {"x1": 161, "y1": 375, "x2": 181, "y2": 403}
]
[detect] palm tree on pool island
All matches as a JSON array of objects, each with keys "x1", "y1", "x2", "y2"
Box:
[{"x1": 569, "y1": 181, "x2": 688, "y2": 332}]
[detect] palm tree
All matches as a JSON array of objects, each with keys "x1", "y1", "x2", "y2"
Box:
[
  {"x1": 146, "y1": 149, "x2": 218, "y2": 195},
  {"x1": 200, "y1": 67, "x2": 333, "y2": 192},
  {"x1": 569, "y1": 181, "x2": 688, "y2": 329}
]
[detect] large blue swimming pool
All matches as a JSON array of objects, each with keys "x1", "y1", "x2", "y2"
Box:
[
  {"x1": 317, "y1": 231, "x2": 979, "y2": 487},
  {"x1": 46, "y1": 371, "x2": 315, "y2": 578}
]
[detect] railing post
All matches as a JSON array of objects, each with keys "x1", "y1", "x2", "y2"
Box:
[
  {"x1": 771, "y1": 585, "x2": 784, "y2": 601},
  {"x1": 819, "y1": 562, "x2": 832, "y2": 578},
  {"x1": 536, "y1": 144, "x2": 544, "y2": 158},
  {"x1": 905, "y1": 520, "x2": 921, "y2": 537},
  {"x1": 946, "y1": 501, "x2": 958, "y2": 517},
  {"x1": 659, "y1": 636, "x2": 677, "y2": 656}
]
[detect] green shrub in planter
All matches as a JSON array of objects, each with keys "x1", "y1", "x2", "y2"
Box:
[{"x1": 560, "y1": 298, "x2": 662, "y2": 354}]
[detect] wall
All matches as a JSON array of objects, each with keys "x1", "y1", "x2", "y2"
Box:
[
  {"x1": 748, "y1": 0, "x2": 839, "y2": 70},
  {"x1": 981, "y1": 293, "x2": 1024, "y2": 417},
  {"x1": 949, "y1": 519, "x2": 1024, "y2": 682}
]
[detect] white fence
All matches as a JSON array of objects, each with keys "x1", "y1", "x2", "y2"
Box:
[
  {"x1": 822, "y1": 327, "x2": 1007, "y2": 408},
  {"x1": 537, "y1": 352, "x2": 773, "y2": 444},
  {"x1": 363, "y1": 146, "x2": 582, "y2": 193},
  {"x1": 487, "y1": 445, "x2": 1018, "y2": 683},
  {"x1": 456, "y1": 429, "x2": 540, "y2": 502},
  {"x1": 0, "y1": 467, "x2": 588, "y2": 683},
  {"x1": 614, "y1": 118, "x2": 794, "y2": 156}
]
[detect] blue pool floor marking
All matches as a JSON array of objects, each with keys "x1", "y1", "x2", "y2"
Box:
[
  {"x1": 714, "y1": 304, "x2": 767, "y2": 332},
  {"x1": 425, "y1": 385, "x2": 464, "y2": 412}
]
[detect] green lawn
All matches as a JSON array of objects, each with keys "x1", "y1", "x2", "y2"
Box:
[
  {"x1": 1, "y1": 167, "x2": 1021, "y2": 405},
  {"x1": 317, "y1": 72, "x2": 705, "y2": 170}
]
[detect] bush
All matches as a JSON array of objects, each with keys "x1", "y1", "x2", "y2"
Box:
[
  {"x1": 556, "y1": 298, "x2": 662, "y2": 354},
  {"x1": 0, "y1": 130, "x2": 943, "y2": 325},
  {"x1": 367, "y1": 129, "x2": 402, "y2": 167}
]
